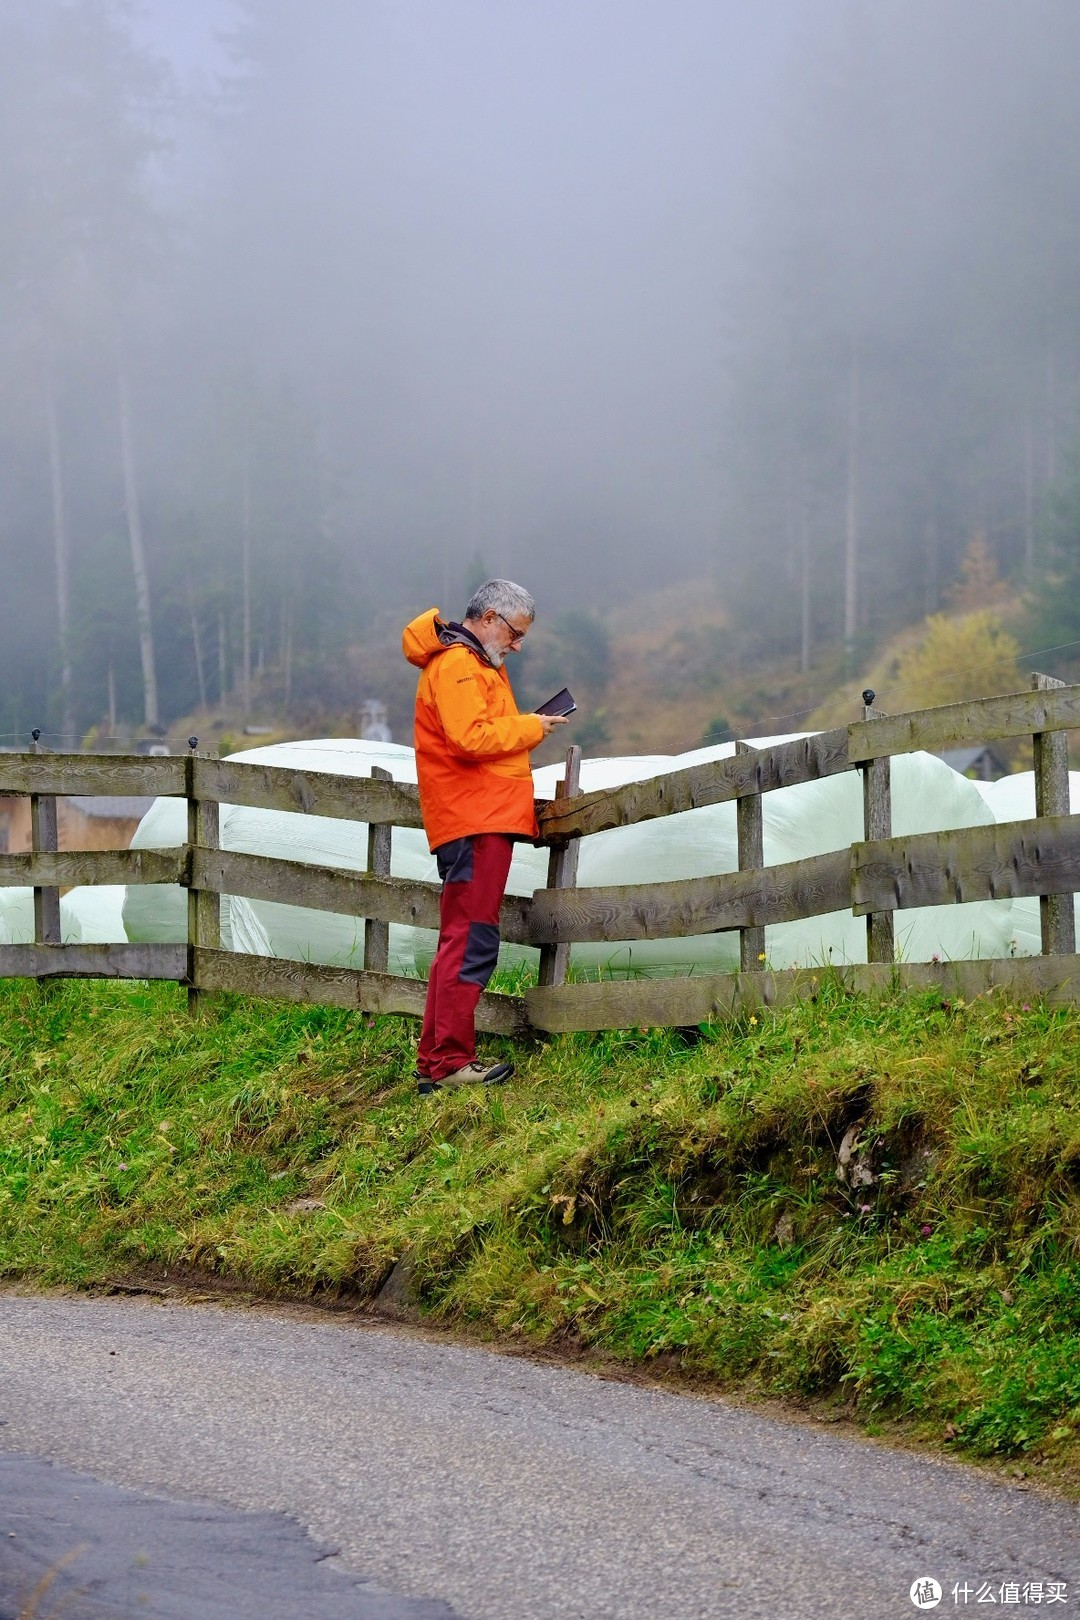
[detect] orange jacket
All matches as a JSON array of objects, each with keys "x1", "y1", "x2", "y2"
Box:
[{"x1": 403, "y1": 608, "x2": 544, "y2": 852}]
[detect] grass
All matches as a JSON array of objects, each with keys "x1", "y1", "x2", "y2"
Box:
[{"x1": 1, "y1": 973, "x2": 1078, "y2": 1489}]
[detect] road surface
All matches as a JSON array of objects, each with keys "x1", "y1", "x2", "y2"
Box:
[{"x1": 0, "y1": 1290, "x2": 1075, "y2": 1619}]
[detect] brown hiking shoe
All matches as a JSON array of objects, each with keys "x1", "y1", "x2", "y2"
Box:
[{"x1": 417, "y1": 1059, "x2": 514, "y2": 1094}]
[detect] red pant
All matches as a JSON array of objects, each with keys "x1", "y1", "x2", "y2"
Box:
[{"x1": 418, "y1": 833, "x2": 514, "y2": 1080}]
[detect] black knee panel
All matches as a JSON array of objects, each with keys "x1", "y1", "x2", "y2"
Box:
[{"x1": 459, "y1": 921, "x2": 501, "y2": 987}]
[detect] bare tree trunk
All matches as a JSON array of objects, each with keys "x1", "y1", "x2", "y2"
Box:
[
  {"x1": 218, "y1": 608, "x2": 228, "y2": 705},
  {"x1": 43, "y1": 354, "x2": 75, "y2": 745},
  {"x1": 799, "y1": 493, "x2": 812, "y2": 675},
  {"x1": 283, "y1": 598, "x2": 293, "y2": 710},
  {"x1": 843, "y1": 334, "x2": 860, "y2": 648},
  {"x1": 188, "y1": 575, "x2": 207, "y2": 712},
  {"x1": 1045, "y1": 343, "x2": 1058, "y2": 487},
  {"x1": 241, "y1": 424, "x2": 252, "y2": 721},
  {"x1": 117, "y1": 368, "x2": 159, "y2": 729},
  {"x1": 1024, "y1": 405, "x2": 1036, "y2": 574},
  {"x1": 923, "y1": 513, "x2": 939, "y2": 614}
]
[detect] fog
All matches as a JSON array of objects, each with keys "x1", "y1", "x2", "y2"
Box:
[{"x1": 1, "y1": 0, "x2": 1078, "y2": 741}]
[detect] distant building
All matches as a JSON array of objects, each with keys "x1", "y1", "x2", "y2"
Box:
[
  {"x1": 0, "y1": 796, "x2": 153, "y2": 854},
  {"x1": 360, "y1": 698, "x2": 392, "y2": 743},
  {"x1": 939, "y1": 744, "x2": 1009, "y2": 781}
]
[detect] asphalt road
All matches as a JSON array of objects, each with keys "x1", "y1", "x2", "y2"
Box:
[{"x1": 0, "y1": 1290, "x2": 1076, "y2": 1620}]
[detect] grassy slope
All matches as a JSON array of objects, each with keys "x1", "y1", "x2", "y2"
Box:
[{"x1": 1, "y1": 976, "x2": 1078, "y2": 1489}]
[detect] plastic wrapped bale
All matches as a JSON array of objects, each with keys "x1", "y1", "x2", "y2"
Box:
[
  {"x1": 402, "y1": 738, "x2": 1013, "y2": 975},
  {"x1": 59, "y1": 885, "x2": 128, "y2": 943},
  {"x1": 122, "y1": 739, "x2": 429, "y2": 971},
  {"x1": 0, "y1": 888, "x2": 34, "y2": 944},
  {"x1": 0, "y1": 885, "x2": 142, "y2": 946},
  {"x1": 122, "y1": 735, "x2": 1020, "y2": 980},
  {"x1": 754, "y1": 739, "x2": 1014, "y2": 966},
  {"x1": 10, "y1": 877, "x2": 274, "y2": 953},
  {"x1": 518, "y1": 738, "x2": 1013, "y2": 975},
  {"x1": 967, "y1": 771, "x2": 1080, "y2": 957}
]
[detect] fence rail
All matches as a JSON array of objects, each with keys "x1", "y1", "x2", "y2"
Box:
[
  {"x1": 851, "y1": 816, "x2": 1080, "y2": 914},
  {"x1": 847, "y1": 685, "x2": 1080, "y2": 762},
  {"x1": 526, "y1": 850, "x2": 852, "y2": 942},
  {"x1": 191, "y1": 756, "x2": 426, "y2": 827},
  {"x1": 0, "y1": 676, "x2": 1077, "y2": 1032},
  {"x1": 523, "y1": 955, "x2": 1080, "y2": 1033},
  {"x1": 535, "y1": 728, "x2": 852, "y2": 840},
  {"x1": 0, "y1": 848, "x2": 187, "y2": 889}
]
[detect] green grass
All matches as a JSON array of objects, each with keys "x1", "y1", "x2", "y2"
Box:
[{"x1": 1, "y1": 973, "x2": 1078, "y2": 1486}]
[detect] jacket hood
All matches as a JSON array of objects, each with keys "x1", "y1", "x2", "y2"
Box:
[{"x1": 403, "y1": 609, "x2": 493, "y2": 669}]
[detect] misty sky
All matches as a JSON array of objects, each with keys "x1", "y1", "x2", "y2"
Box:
[
  {"x1": 6, "y1": 0, "x2": 1077, "y2": 738},
  {"x1": 139, "y1": 0, "x2": 809, "y2": 604}
]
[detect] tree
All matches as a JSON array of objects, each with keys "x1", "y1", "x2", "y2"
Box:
[
  {"x1": 1027, "y1": 447, "x2": 1080, "y2": 672},
  {"x1": 0, "y1": 1, "x2": 172, "y2": 737},
  {"x1": 892, "y1": 611, "x2": 1020, "y2": 710},
  {"x1": 945, "y1": 533, "x2": 1010, "y2": 614},
  {"x1": 717, "y1": 0, "x2": 1080, "y2": 661}
]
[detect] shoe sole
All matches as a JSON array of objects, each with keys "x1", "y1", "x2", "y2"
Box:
[{"x1": 417, "y1": 1065, "x2": 513, "y2": 1095}]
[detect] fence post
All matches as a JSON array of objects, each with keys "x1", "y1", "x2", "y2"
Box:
[
  {"x1": 1031, "y1": 671, "x2": 1075, "y2": 956},
  {"x1": 735, "y1": 740, "x2": 766, "y2": 971},
  {"x1": 30, "y1": 730, "x2": 61, "y2": 947},
  {"x1": 364, "y1": 765, "x2": 392, "y2": 974},
  {"x1": 186, "y1": 737, "x2": 221, "y2": 1012},
  {"x1": 537, "y1": 744, "x2": 582, "y2": 989},
  {"x1": 860, "y1": 690, "x2": 894, "y2": 964}
]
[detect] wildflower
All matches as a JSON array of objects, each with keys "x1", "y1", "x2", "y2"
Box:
[
  {"x1": 117, "y1": 1162, "x2": 128, "y2": 1171},
  {"x1": 1021, "y1": 1004, "x2": 1031, "y2": 1012},
  {"x1": 749, "y1": 1015, "x2": 758, "y2": 1026},
  {"x1": 858, "y1": 1203, "x2": 872, "y2": 1214},
  {"x1": 920, "y1": 1224, "x2": 932, "y2": 1237},
  {"x1": 930, "y1": 953, "x2": 941, "y2": 966},
  {"x1": 757, "y1": 952, "x2": 766, "y2": 962}
]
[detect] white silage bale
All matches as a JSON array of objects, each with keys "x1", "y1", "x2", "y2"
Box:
[
  {"x1": 0, "y1": 884, "x2": 132, "y2": 946},
  {"x1": 532, "y1": 738, "x2": 1013, "y2": 975},
  {"x1": 0, "y1": 888, "x2": 34, "y2": 944},
  {"x1": 966, "y1": 770, "x2": 1080, "y2": 957},
  {"x1": 60, "y1": 885, "x2": 128, "y2": 943},
  {"x1": 120, "y1": 733, "x2": 1022, "y2": 979},
  {"x1": 123, "y1": 739, "x2": 429, "y2": 972}
]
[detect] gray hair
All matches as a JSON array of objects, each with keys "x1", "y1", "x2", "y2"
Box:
[{"x1": 464, "y1": 578, "x2": 535, "y2": 623}]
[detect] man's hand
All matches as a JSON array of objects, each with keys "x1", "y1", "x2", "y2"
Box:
[{"x1": 535, "y1": 713, "x2": 571, "y2": 737}]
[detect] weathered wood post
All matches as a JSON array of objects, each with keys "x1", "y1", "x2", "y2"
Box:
[
  {"x1": 1031, "y1": 671, "x2": 1076, "y2": 956},
  {"x1": 186, "y1": 737, "x2": 221, "y2": 1012},
  {"x1": 364, "y1": 765, "x2": 392, "y2": 974},
  {"x1": 860, "y1": 691, "x2": 894, "y2": 964},
  {"x1": 29, "y1": 730, "x2": 61, "y2": 947},
  {"x1": 537, "y1": 744, "x2": 582, "y2": 989},
  {"x1": 735, "y1": 740, "x2": 766, "y2": 972}
]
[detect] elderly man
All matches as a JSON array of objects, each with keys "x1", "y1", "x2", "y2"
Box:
[{"x1": 402, "y1": 579, "x2": 568, "y2": 1093}]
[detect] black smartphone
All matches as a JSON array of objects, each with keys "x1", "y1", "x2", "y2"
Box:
[{"x1": 536, "y1": 687, "x2": 577, "y2": 717}]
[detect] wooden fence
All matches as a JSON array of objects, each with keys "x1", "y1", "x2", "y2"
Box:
[{"x1": 1, "y1": 672, "x2": 1079, "y2": 1034}]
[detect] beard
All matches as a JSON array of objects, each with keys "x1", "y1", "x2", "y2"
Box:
[{"x1": 478, "y1": 634, "x2": 506, "y2": 668}]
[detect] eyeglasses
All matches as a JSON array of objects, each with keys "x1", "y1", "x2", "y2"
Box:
[{"x1": 495, "y1": 612, "x2": 529, "y2": 645}]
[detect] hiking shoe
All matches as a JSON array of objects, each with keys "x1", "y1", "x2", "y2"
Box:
[{"x1": 417, "y1": 1059, "x2": 514, "y2": 1095}]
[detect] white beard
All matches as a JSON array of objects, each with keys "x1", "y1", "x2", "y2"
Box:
[{"x1": 478, "y1": 635, "x2": 506, "y2": 668}]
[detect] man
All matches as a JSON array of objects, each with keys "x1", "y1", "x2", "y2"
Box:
[{"x1": 402, "y1": 579, "x2": 568, "y2": 1093}]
